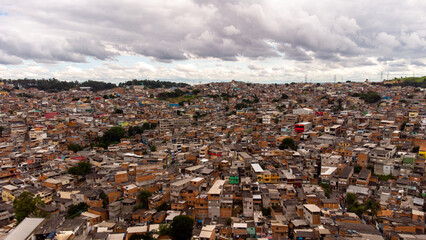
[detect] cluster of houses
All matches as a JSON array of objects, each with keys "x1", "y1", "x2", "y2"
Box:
[{"x1": 0, "y1": 80, "x2": 425, "y2": 239}]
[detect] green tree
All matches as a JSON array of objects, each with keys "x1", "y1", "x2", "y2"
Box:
[
  {"x1": 13, "y1": 191, "x2": 48, "y2": 224},
  {"x1": 376, "y1": 174, "x2": 395, "y2": 181},
  {"x1": 278, "y1": 138, "x2": 297, "y2": 150},
  {"x1": 99, "y1": 126, "x2": 126, "y2": 147},
  {"x1": 319, "y1": 183, "x2": 332, "y2": 198},
  {"x1": 158, "y1": 224, "x2": 171, "y2": 236},
  {"x1": 67, "y1": 143, "x2": 83, "y2": 153},
  {"x1": 170, "y1": 215, "x2": 194, "y2": 240},
  {"x1": 358, "y1": 91, "x2": 381, "y2": 103},
  {"x1": 67, "y1": 162, "x2": 92, "y2": 176},
  {"x1": 281, "y1": 93, "x2": 289, "y2": 99},
  {"x1": 134, "y1": 190, "x2": 152, "y2": 210},
  {"x1": 346, "y1": 193, "x2": 367, "y2": 217},
  {"x1": 150, "y1": 145, "x2": 157, "y2": 152},
  {"x1": 66, "y1": 202, "x2": 89, "y2": 219},
  {"x1": 412, "y1": 146, "x2": 420, "y2": 153},
  {"x1": 400, "y1": 121, "x2": 407, "y2": 131},
  {"x1": 346, "y1": 193, "x2": 357, "y2": 206},
  {"x1": 261, "y1": 207, "x2": 271, "y2": 216},
  {"x1": 0, "y1": 126, "x2": 4, "y2": 136},
  {"x1": 129, "y1": 233, "x2": 155, "y2": 240},
  {"x1": 226, "y1": 218, "x2": 233, "y2": 226},
  {"x1": 157, "y1": 202, "x2": 170, "y2": 212},
  {"x1": 354, "y1": 165, "x2": 362, "y2": 174},
  {"x1": 235, "y1": 103, "x2": 248, "y2": 110},
  {"x1": 99, "y1": 191, "x2": 108, "y2": 208},
  {"x1": 114, "y1": 109, "x2": 123, "y2": 114},
  {"x1": 364, "y1": 198, "x2": 380, "y2": 221}
]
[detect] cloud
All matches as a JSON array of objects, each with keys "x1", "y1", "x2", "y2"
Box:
[
  {"x1": 278, "y1": 44, "x2": 312, "y2": 61},
  {"x1": 0, "y1": 50, "x2": 22, "y2": 64},
  {"x1": 223, "y1": 25, "x2": 240, "y2": 36},
  {"x1": 376, "y1": 32, "x2": 400, "y2": 49},
  {"x1": 176, "y1": 64, "x2": 197, "y2": 72},
  {"x1": 247, "y1": 63, "x2": 263, "y2": 70},
  {"x1": 0, "y1": 0, "x2": 424, "y2": 81}
]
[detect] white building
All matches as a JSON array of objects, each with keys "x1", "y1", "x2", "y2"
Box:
[{"x1": 293, "y1": 108, "x2": 314, "y2": 115}]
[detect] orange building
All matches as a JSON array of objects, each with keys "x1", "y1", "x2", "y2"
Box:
[
  {"x1": 115, "y1": 171, "x2": 128, "y2": 184},
  {"x1": 88, "y1": 207, "x2": 108, "y2": 222},
  {"x1": 195, "y1": 194, "x2": 209, "y2": 218}
]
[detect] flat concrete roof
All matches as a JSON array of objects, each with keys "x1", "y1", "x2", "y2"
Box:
[
  {"x1": 127, "y1": 226, "x2": 148, "y2": 233},
  {"x1": 208, "y1": 180, "x2": 225, "y2": 195},
  {"x1": 191, "y1": 177, "x2": 204, "y2": 182},
  {"x1": 304, "y1": 204, "x2": 321, "y2": 213},
  {"x1": 170, "y1": 178, "x2": 193, "y2": 187},
  {"x1": 5, "y1": 217, "x2": 45, "y2": 240},
  {"x1": 185, "y1": 165, "x2": 204, "y2": 171}
]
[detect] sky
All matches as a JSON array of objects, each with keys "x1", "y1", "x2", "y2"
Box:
[{"x1": 0, "y1": 0, "x2": 425, "y2": 84}]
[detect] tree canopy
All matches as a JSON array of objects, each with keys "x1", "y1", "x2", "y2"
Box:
[
  {"x1": 67, "y1": 162, "x2": 92, "y2": 176},
  {"x1": 0, "y1": 78, "x2": 116, "y2": 92},
  {"x1": 66, "y1": 202, "x2": 89, "y2": 219},
  {"x1": 352, "y1": 91, "x2": 381, "y2": 103},
  {"x1": 13, "y1": 191, "x2": 48, "y2": 224},
  {"x1": 114, "y1": 109, "x2": 124, "y2": 114},
  {"x1": 345, "y1": 193, "x2": 380, "y2": 220},
  {"x1": 67, "y1": 143, "x2": 83, "y2": 153},
  {"x1": 127, "y1": 123, "x2": 157, "y2": 137},
  {"x1": 354, "y1": 165, "x2": 362, "y2": 174},
  {"x1": 128, "y1": 233, "x2": 155, "y2": 240},
  {"x1": 98, "y1": 126, "x2": 126, "y2": 148},
  {"x1": 278, "y1": 137, "x2": 297, "y2": 150},
  {"x1": 134, "y1": 190, "x2": 152, "y2": 210},
  {"x1": 319, "y1": 183, "x2": 332, "y2": 198},
  {"x1": 157, "y1": 89, "x2": 188, "y2": 100},
  {"x1": 170, "y1": 215, "x2": 194, "y2": 240},
  {"x1": 119, "y1": 79, "x2": 189, "y2": 89}
]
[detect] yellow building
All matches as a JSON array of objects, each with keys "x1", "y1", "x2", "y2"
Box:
[
  {"x1": 2, "y1": 185, "x2": 19, "y2": 202},
  {"x1": 262, "y1": 170, "x2": 280, "y2": 184},
  {"x1": 35, "y1": 190, "x2": 53, "y2": 204}
]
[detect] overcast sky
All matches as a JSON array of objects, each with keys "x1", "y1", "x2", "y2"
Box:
[{"x1": 0, "y1": 0, "x2": 425, "y2": 83}]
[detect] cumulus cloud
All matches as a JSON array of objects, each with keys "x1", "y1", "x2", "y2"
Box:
[{"x1": 0, "y1": 0, "x2": 425, "y2": 81}]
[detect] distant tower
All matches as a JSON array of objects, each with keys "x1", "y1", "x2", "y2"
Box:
[
  {"x1": 334, "y1": 75, "x2": 336, "y2": 83},
  {"x1": 305, "y1": 74, "x2": 307, "y2": 83}
]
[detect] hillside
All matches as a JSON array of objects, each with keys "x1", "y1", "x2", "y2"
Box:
[{"x1": 381, "y1": 76, "x2": 426, "y2": 88}]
